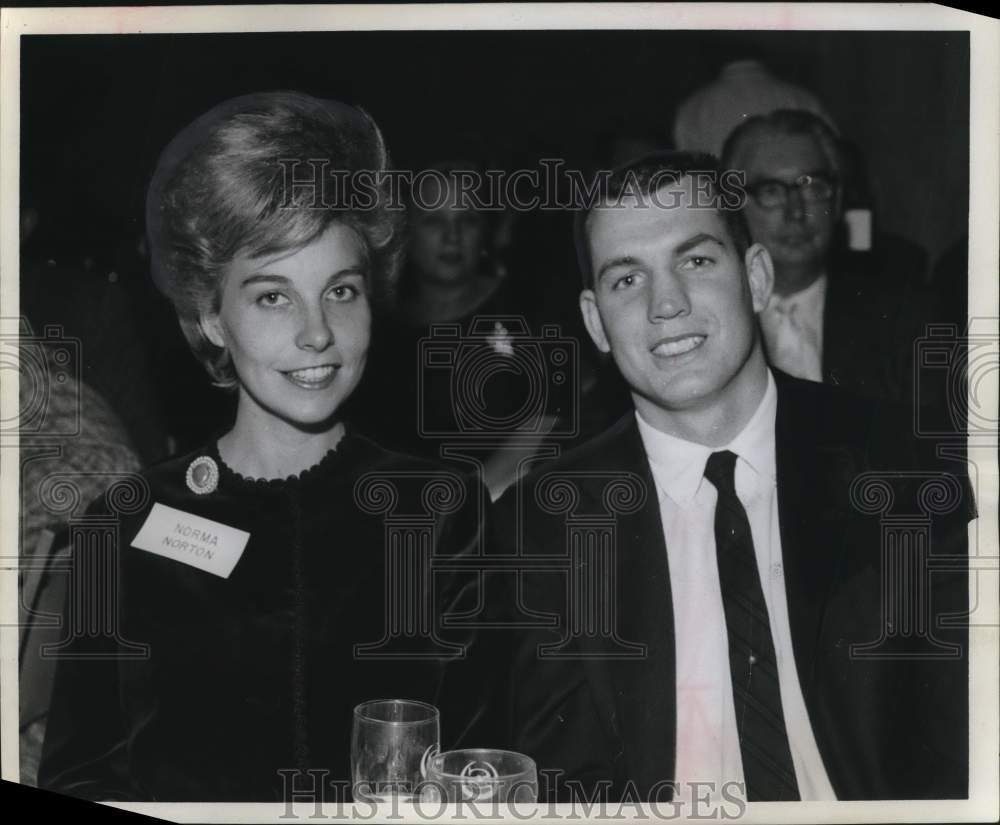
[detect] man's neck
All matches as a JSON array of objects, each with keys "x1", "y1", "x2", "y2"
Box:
[{"x1": 772, "y1": 265, "x2": 825, "y2": 298}]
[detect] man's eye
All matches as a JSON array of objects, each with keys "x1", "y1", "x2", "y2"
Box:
[
  {"x1": 612, "y1": 272, "x2": 641, "y2": 290},
  {"x1": 680, "y1": 255, "x2": 714, "y2": 271},
  {"x1": 257, "y1": 291, "x2": 288, "y2": 307},
  {"x1": 751, "y1": 182, "x2": 786, "y2": 204}
]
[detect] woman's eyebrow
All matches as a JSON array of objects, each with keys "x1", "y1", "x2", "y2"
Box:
[
  {"x1": 328, "y1": 266, "x2": 367, "y2": 282},
  {"x1": 240, "y1": 273, "x2": 289, "y2": 288}
]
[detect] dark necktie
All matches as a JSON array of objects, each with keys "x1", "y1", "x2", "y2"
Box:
[{"x1": 704, "y1": 450, "x2": 801, "y2": 801}]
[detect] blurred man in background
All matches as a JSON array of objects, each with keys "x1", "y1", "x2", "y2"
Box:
[{"x1": 721, "y1": 109, "x2": 933, "y2": 406}]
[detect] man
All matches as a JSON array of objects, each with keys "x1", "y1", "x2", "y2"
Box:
[
  {"x1": 719, "y1": 109, "x2": 931, "y2": 405},
  {"x1": 481, "y1": 152, "x2": 969, "y2": 803}
]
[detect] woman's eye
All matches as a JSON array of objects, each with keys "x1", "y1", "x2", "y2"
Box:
[
  {"x1": 256, "y1": 291, "x2": 289, "y2": 307},
  {"x1": 419, "y1": 215, "x2": 446, "y2": 230},
  {"x1": 327, "y1": 284, "x2": 359, "y2": 302}
]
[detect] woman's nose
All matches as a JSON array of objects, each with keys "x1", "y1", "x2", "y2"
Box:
[
  {"x1": 295, "y1": 305, "x2": 334, "y2": 351},
  {"x1": 442, "y1": 216, "x2": 462, "y2": 244}
]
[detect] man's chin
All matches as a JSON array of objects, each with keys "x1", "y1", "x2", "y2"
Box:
[{"x1": 772, "y1": 241, "x2": 826, "y2": 265}]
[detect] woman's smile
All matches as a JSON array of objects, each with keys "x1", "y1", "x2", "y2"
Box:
[{"x1": 283, "y1": 363, "x2": 341, "y2": 389}]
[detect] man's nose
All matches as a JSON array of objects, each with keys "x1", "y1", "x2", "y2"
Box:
[
  {"x1": 648, "y1": 270, "x2": 691, "y2": 322},
  {"x1": 295, "y1": 304, "x2": 334, "y2": 351},
  {"x1": 783, "y1": 186, "x2": 807, "y2": 222}
]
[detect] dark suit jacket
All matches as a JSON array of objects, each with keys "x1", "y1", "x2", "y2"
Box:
[
  {"x1": 822, "y1": 270, "x2": 937, "y2": 406},
  {"x1": 468, "y1": 373, "x2": 970, "y2": 801}
]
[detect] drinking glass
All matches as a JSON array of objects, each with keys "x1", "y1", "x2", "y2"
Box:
[
  {"x1": 422, "y1": 748, "x2": 538, "y2": 804},
  {"x1": 351, "y1": 699, "x2": 439, "y2": 803}
]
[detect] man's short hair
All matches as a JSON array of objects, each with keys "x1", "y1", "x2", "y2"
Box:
[
  {"x1": 574, "y1": 150, "x2": 753, "y2": 289},
  {"x1": 719, "y1": 108, "x2": 842, "y2": 178}
]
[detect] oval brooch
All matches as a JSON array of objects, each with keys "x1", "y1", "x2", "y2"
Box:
[{"x1": 186, "y1": 455, "x2": 219, "y2": 495}]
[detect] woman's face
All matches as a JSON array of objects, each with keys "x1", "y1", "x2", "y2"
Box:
[
  {"x1": 408, "y1": 177, "x2": 486, "y2": 285},
  {"x1": 202, "y1": 223, "x2": 371, "y2": 433}
]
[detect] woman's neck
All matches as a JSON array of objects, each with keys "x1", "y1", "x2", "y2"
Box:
[{"x1": 218, "y1": 405, "x2": 346, "y2": 480}]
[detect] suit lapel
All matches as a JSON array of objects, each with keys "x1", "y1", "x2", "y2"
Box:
[
  {"x1": 773, "y1": 373, "x2": 854, "y2": 706},
  {"x1": 822, "y1": 271, "x2": 891, "y2": 396},
  {"x1": 573, "y1": 415, "x2": 676, "y2": 794},
  {"x1": 821, "y1": 271, "x2": 852, "y2": 383},
  {"x1": 566, "y1": 381, "x2": 860, "y2": 794}
]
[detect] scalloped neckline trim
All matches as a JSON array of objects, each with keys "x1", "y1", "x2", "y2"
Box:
[{"x1": 207, "y1": 431, "x2": 360, "y2": 491}]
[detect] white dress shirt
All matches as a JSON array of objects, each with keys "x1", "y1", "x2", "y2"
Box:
[
  {"x1": 635, "y1": 371, "x2": 836, "y2": 801},
  {"x1": 759, "y1": 274, "x2": 827, "y2": 383}
]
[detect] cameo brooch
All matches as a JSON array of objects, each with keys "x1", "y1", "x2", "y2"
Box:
[{"x1": 186, "y1": 456, "x2": 219, "y2": 495}]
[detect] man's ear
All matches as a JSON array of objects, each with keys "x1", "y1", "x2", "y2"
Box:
[
  {"x1": 199, "y1": 312, "x2": 226, "y2": 349},
  {"x1": 744, "y1": 243, "x2": 774, "y2": 313},
  {"x1": 579, "y1": 289, "x2": 611, "y2": 354}
]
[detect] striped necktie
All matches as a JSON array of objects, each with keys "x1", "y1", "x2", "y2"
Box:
[{"x1": 704, "y1": 450, "x2": 800, "y2": 801}]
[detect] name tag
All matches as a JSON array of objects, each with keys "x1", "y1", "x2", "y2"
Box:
[{"x1": 131, "y1": 503, "x2": 249, "y2": 578}]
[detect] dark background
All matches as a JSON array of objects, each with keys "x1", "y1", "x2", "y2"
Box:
[
  {"x1": 18, "y1": 29, "x2": 970, "y2": 460},
  {"x1": 21, "y1": 29, "x2": 968, "y2": 269}
]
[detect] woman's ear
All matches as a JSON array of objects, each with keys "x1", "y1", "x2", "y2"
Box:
[
  {"x1": 744, "y1": 243, "x2": 775, "y2": 313},
  {"x1": 199, "y1": 313, "x2": 226, "y2": 349}
]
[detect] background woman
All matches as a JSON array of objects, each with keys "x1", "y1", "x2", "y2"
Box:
[
  {"x1": 37, "y1": 92, "x2": 482, "y2": 801},
  {"x1": 357, "y1": 162, "x2": 552, "y2": 497}
]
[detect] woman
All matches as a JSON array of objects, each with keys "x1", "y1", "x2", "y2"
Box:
[
  {"x1": 400, "y1": 160, "x2": 509, "y2": 327},
  {"x1": 357, "y1": 162, "x2": 553, "y2": 497},
  {"x1": 37, "y1": 92, "x2": 482, "y2": 802}
]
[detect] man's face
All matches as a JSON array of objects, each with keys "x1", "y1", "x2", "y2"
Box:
[
  {"x1": 580, "y1": 177, "x2": 772, "y2": 430},
  {"x1": 735, "y1": 131, "x2": 839, "y2": 277}
]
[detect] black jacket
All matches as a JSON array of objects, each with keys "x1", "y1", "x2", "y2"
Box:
[
  {"x1": 37, "y1": 431, "x2": 485, "y2": 801},
  {"x1": 472, "y1": 372, "x2": 970, "y2": 801}
]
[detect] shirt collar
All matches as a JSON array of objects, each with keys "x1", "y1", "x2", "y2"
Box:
[{"x1": 636, "y1": 370, "x2": 778, "y2": 505}]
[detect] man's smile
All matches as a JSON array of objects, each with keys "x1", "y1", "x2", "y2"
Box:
[{"x1": 650, "y1": 334, "x2": 707, "y2": 358}]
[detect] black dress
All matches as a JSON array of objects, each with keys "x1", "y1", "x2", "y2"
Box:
[{"x1": 37, "y1": 430, "x2": 484, "y2": 801}]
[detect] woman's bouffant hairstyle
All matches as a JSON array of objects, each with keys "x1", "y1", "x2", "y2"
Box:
[{"x1": 146, "y1": 91, "x2": 403, "y2": 389}]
